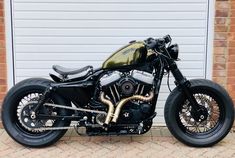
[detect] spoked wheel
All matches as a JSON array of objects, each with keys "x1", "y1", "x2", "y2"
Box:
[
  {"x1": 2, "y1": 78, "x2": 71, "y2": 147},
  {"x1": 17, "y1": 93, "x2": 58, "y2": 134},
  {"x1": 164, "y1": 79, "x2": 234, "y2": 147},
  {"x1": 178, "y1": 93, "x2": 224, "y2": 137}
]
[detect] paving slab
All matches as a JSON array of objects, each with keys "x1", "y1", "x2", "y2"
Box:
[{"x1": 0, "y1": 129, "x2": 234, "y2": 158}]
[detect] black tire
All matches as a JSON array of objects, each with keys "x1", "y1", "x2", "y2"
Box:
[
  {"x1": 164, "y1": 79, "x2": 234, "y2": 147},
  {"x1": 1, "y1": 78, "x2": 71, "y2": 147}
]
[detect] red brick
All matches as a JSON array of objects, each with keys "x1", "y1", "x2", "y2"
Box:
[
  {"x1": 227, "y1": 77, "x2": 235, "y2": 84},
  {"x1": 213, "y1": 70, "x2": 226, "y2": 77},
  {"x1": 229, "y1": 48, "x2": 235, "y2": 55},
  {"x1": 228, "y1": 32, "x2": 235, "y2": 41},
  {"x1": 0, "y1": 92, "x2": 6, "y2": 101},
  {"x1": 214, "y1": 32, "x2": 228, "y2": 40},
  {"x1": 231, "y1": 2, "x2": 235, "y2": 10},
  {"x1": 228, "y1": 89, "x2": 235, "y2": 99},
  {"x1": 0, "y1": 64, "x2": 6, "y2": 72},
  {"x1": 0, "y1": 70, "x2": 6, "y2": 79},
  {"x1": 214, "y1": 47, "x2": 227, "y2": 55},
  {"x1": 0, "y1": 53, "x2": 5, "y2": 63},
  {"x1": 0, "y1": 85, "x2": 6, "y2": 93},
  {"x1": 0, "y1": 48, "x2": 5, "y2": 54},
  {"x1": 231, "y1": 11, "x2": 235, "y2": 18},
  {"x1": 229, "y1": 41, "x2": 235, "y2": 47},
  {"x1": 228, "y1": 62, "x2": 235, "y2": 70},
  {"x1": 228, "y1": 55, "x2": 235, "y2": 62},
  {"x1": 227, "y1": 70, "x2": 235, "y2": 77},
  {"x1": 230, "y1": 25, "x2": 235, "y2": 32},
  {"x1": 215, "y1": 25, "x2": 228, "y2": 32},
  {"x1": 214, "y1": 55, "x2": 226, "y2": 63},
  {"x1": 215, "y1": 17, "x2": 228, "y2": 25},
  {"x1": 213, "y1": 63, "x2": 226, "y2": 70},
  {"x1": 216, "y1": 10, "x2": 229, "y2": 17},
  {"x1": 230, "y1": 18, "x2": 235, "y2": 25},
  {"x1": 216, "y1": 1, "x2": 229, "y2": 10},
  {"x1": 0, "y1": 79, "x2": 6, "y2": 85},
  {"x1": 214, "y1": 40, "x2": 227, "y2": 47}
]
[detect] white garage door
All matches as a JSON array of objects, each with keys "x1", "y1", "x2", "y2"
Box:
[{"x1": 10, "y1": 0, "x2": 211, "y2": 124}]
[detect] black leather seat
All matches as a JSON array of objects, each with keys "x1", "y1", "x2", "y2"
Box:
[{"x1": 52, "y1": 65, "x2": 93, "y2": 76}]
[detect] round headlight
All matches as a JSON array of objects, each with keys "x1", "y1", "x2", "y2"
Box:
[{"x1": 167, "y1": 44, "x2": 179, "y2": 60}]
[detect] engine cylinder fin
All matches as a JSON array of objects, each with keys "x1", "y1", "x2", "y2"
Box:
[
  {"x1": 140, "y1": 85, "x2": 145, "y2": 95},
  {"x1": 135, "y1": 84, "x2": 140, "y2": 94}
]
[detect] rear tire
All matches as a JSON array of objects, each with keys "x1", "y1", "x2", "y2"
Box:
[
  {"x1": 1, "y1": 78, "x2": 71, "y2": 147},
  {"x1": 164, "y1": 79, "x2": 234, "y2": 147}
]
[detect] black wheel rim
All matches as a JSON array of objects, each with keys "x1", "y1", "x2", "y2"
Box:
[
  {"x1": 176, "y1": 89, "x2": 226, "y2": 138},
  {"x1": 11, "y1": 89, "x2": 64, "y2": 138}
]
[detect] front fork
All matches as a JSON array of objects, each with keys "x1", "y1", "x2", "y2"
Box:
[{"x1": 169, "y1": 61, "x2": 208, "y2": 121}]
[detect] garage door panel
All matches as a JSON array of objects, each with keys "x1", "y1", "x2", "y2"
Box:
[
  {"x1": 14, "y1": 3, "x2": 206, "y2": 12},
  {"x1": 15, "y1": 45, "x2": 205, "y2": 53},
  {"x1": 15, "y1": 28, "x2": 206, "y2": 37},
  {"x1": 15, "y1": 12, "x2": 206, "y2": 21},
  {"x1": 15, "y1": 37, "x2": 206, "y2": 45},
  {"x1": 15, "y1": 19, "x2": 206, "y2": 28}
]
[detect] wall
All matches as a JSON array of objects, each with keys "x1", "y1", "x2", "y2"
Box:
[
  {"x1": 213, "y1": 0, "x2": 235, "y2": 104},
  {"x1": 0, "y1": 0, "x2": 6, "y2": 124}
]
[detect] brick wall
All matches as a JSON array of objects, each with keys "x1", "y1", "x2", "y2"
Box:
[
  {"x1": 0, "y1": 0, "x2": 6, "y2": 120},
  {"x1": 228, "y1": 1, "x2": 235, "y2": 104},
  {"x1": 213, "y1": 0, "x2": 235, "y2": 104}
]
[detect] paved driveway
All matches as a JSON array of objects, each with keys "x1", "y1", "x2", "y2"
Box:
[{"x1": 0, "y1": 128, "x2": 235, "y2": 158}]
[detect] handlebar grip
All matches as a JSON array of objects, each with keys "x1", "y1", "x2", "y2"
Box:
[
  {"x1": 163, "y1": 35, "x2": 172, "y2": 44},
  {"x1": 145, "y1": 37, "x2": 157, "y2": 49}
]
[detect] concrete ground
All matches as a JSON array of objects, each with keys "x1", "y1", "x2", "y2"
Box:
[{"x1": 0, "y1": 127, "x2": 235, "y2": 158}]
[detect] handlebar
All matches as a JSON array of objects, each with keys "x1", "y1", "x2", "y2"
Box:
[{"x1": 145, "y1": 35, "x2": 172, "y2": 49}]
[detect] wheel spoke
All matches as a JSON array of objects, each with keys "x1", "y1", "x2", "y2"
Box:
[
  {"x1": 17, "y1": 92, "x2": 58, "y2": 133},
  {"x1": 179, "y1": 93, "x2": 220, "y2": 134}
]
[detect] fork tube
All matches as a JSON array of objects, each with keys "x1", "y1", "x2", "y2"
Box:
[{"x1": 168, "y1": 61, "x2": 200, "y2": 111}]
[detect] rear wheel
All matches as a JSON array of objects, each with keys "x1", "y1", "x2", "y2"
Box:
[
  {"x1": 1, "y1": 78, "x2": 71, "y2": 147},
  {"x1": 164, "y1": 79, "x2": 234, "y2": 147}
]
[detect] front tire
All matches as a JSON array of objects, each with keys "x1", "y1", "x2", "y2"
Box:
[
  {"x1": 1, "y1": 78, "x2": 71, "y2": 147},
  {"x1": 164, "y1": 79, "x2": 234, "y2": 147}
]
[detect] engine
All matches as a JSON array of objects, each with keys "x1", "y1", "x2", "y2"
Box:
[{"x1": 98, "y1": 70, "x2": 154, "y2": 124}]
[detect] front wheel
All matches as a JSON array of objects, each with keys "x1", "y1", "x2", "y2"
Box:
[{"x1": 164, "y1": 79, "x2": 234, "y2": 147}]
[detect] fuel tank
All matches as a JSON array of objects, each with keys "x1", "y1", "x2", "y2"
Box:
[{"x1": 102, "y1": 41, "x2": 147, "y2": 69}]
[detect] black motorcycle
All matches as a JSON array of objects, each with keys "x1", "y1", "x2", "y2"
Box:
[{"x1": 1, "y1": 35, "x2": 234, "y2": 147}]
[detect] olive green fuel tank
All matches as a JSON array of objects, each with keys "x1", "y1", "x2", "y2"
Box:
[{"x1": 102, "y1": 41, "x2": 147, "y2": 69}]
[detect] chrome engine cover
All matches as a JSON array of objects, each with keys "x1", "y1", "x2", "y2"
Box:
[
  {"x1": 99, "y1": 71, "x2": 121, "y2": 86},
  {"x1": 100, "y1": 70, "x2": 154, "y2": 88},
  {"x1": 131, "y1": 70, "x2": 154, "y2": 85}
]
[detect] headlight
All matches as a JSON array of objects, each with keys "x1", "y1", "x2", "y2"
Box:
[{"x1": 167, "y1": 44, "x2": 179, "y2": 60}]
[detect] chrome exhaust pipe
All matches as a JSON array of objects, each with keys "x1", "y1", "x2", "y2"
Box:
[
  {"x1": 111, "y1": 91, "x2": 154, "y2": 123},
  {"x1": 100, "y1": 91, "x2": 154, "y2": 125},
  {"x1": 100, "y1": 92, "x2": 115, "y2": 125}
]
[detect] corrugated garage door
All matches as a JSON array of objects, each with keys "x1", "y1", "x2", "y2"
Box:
[{"x1": 11, "y1": 0, "x2": 210, "y2": 124}]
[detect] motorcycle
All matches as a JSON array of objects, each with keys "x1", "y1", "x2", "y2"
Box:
[{"x1": 1, "y1": 35, "x2": 234, "y2": 147}]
